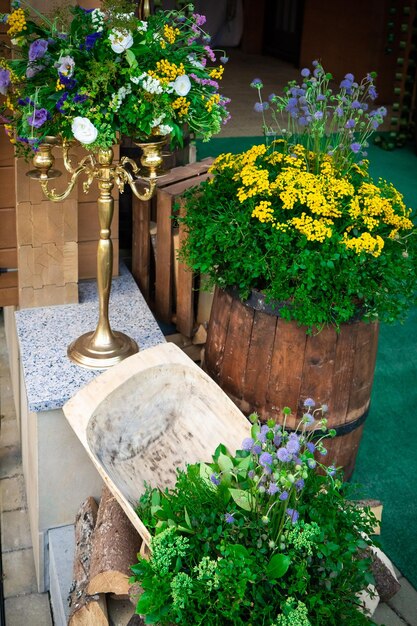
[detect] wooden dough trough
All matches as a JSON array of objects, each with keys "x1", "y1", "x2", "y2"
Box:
[{"x1": 63, "y1": 342, "x2": 251, "y2": 549}]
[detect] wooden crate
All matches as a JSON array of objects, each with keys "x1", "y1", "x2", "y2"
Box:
[{"x1": 131, "y1": 159, "x2": 213, "y2": 339}]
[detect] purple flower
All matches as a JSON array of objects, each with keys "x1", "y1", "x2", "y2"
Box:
[
  {"x1": 192, "y1": 13, "x2": 206, "y2": 26},
  {"x1": 258, "y1": 425, "x2": 270, "y2": 444},
  {"x1": 0, "y1": 69, "x2": 10, "y2": 96},
  {"x1": 248, "y1": 470, "x2": 255, "y2": 479},
  {"x1": 254, "y1": 101, "x2": 269, "y2": 112},
  {"x1": 56, "y1": 92, "x2": 69, "y2": 113},
  {"x1": 369, "y1": 86, "x2": 378, "y2": 100},
  {"x1": 304, "y1": 398, "x2": 316, "y2": 408},
  {"x1": 345, "y1": 119, "x2": 356, "y2": 129},
  {"x1": 28, "y1": 39, "x2": 48, "y2": 62},
  {"x1": 273, "y1": 433, "x2": 282, "y2": 447},
  {"x1": 279, "y1": 491, "x2": 289, "y2": 501},
  {"x1": 59, "y1": 73, "x2": 76, "y2": 90},
  {"x1": 314, "y1": 111, "x2": 323, "y2": 120},
  {"x1": 316, "y1": 94, "x2": 326, "y2": 101},
  {"x1": 327, "y1": 465, "x2": 337, "y2": 477},
  {"x1": 286, "y1": 434, "x2": 300, "y2": 455},
  {"x1": 277, "y1": 448, "x2": 291, "y2": 463},
  {"x1": 26, "y1": 65, "x2": 44, "y2": 78},
  {"x1": 301, "y1": 68, "x2": 310, "y2": 77},
  {"x1": 267, "y1": 482, "x2": 279, "y2": 495},
  {"x1": 320, "y1": 447, "x2": 328, "y2": 456},
  {"x1": 253, "y1": 444, "x2": 262, "y2": 455},
  {"x1": 224, "y1": 512, "x2": 235, "y2": 524},
  {"x1": 307, "y1": 458, "x2": 317, "y2": 469},
  {"x1": 335, "y1": 106, "x2": 343, "y2": 117},
  {"x1": 204, "y1": 45, "x2": 216, "y2": 62},
  {"x1": 220, "y1": 55, "x2": 229, "y2": 64},
  {"x1": 302, "y1": 413, "x2": 315, "y2": 426},
  {"x1": 73, "y1": 93, "x2": 87, "y2": 103},
  {"x1": 27, "y1": 108, "x2": 49, "y2": 128},
  {"x1": 286, "y1": 508, "x2": 299, "y2": 524},
  {"x1": 80, "y1": 7, "x2": 94, "y2": 12},
  {"x1": 340, "y1": 79, "x2": 353, "y2": 90},
  {"x1": 242, "y1": 437, "x2": 254, "y2": 451},
  {"x1": 82, "y1": 31, "x2": 102, "y2": 51},
  {"x1": 210, "y1": 473, "x2": 220, "y2": 486},
  {"x1": 351, "y1": 100, "x2": 362, "y2": 109},
  {"x1": 306, "y1": 442, "x2": 316, "y2": 454},
  {"x1": 268, "y1": 93, "x2": 276, "y2": 102},
  {"x1": 295, "y1": 478, "x2": 305, "y2": 491},
  {"x1": 259, "y1": 452, "x2": 273, "y2": 469},
  {"x1": 345, "y1": 73, "x2": 354, "y2": 81},
  {"x1": 250, "y1": 78, "x2": 263, "y2": 88},
  {"x1": 350, "y1": 142, "x2": 361, "y2": 154}
]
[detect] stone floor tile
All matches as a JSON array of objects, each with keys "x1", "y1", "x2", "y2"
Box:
[
  {"x1": 1, "y1": 509, "x2": 32, "y2": 551},
  {"x1": 4, "y1": 593, "x2": 53, "y2": 626},
  {"x1": 0, "y1": 444, "x2": 22, "y2": 478},
  {"x1": 0, "y1": 474, "x2": 26, "y2": 511},
  {"x1": 0, "y1": 418, "x2": 20, "y2": 447},
  {"x1": 388, "y1": 578, "x2": 417, "y2": 626},
  {"x1": 2, "y1": 547, "x2": 39, "y2": 597},
  {"x1": 373, "y1": 603, "x2": 408, "y2": 625}
]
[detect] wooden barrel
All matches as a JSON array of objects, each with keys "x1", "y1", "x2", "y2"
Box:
[{"x1": 204, "y1": 287, "x2": 380, "y2": 480}]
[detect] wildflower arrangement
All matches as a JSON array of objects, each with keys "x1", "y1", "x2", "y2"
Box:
[
  {"x1": 179, "y1": 62, "x2": 417, "y2": 328},
  {"x1": 0, "y1": 0, "x2": 230, "y2": 155},
  {"x1": 130, "y1": 404, "x2": 378, "y2": 625}
]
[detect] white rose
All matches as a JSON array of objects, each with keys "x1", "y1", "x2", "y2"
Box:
[
  {"x1": 71, "y1": 117, "x2": 98, "y2": 144},
  {"x1": 109, "y1": 29, "x2": 134, "y2": 53},
  {"x1": 172, "y1": 75, "x2": 191, "y2": 97}
]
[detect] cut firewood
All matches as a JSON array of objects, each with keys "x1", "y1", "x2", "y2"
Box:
[
  {"x1": 127, "y1": 615, "x2": 146, "y2": 626},
  {"x1": 68, "y1": 496, "x2": 109, "y2": 625},
  {"x1": 87, "y1": 486, "x2": 142, "y2": 597}
]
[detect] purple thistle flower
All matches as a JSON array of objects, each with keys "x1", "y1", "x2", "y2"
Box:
[
  {"x1": 301, "y1": 68, "x2": 310, "y2": 77},
  {"x1": 302, "y1": 413, "x2": 315, "y2": 426},
  {"x1": 210, "y1": 473, "x2": 220, "y2": 486},
  {"x1": 250, "y1": 77, "x2": 263, "y2": 88},
  {"x1": 259, "y1": 452, "x2": 273, "y2": 469},
  {"x1": 27, "y1": 108, "x2": 49, "y2": 128},
  {"x1": 306, "y1": 442, "x2": 316, "y2": 454},
  {"x1": 351, "y1": 100, "x2": 362, "y2": 109},
  {"x1": 286, "y1": 508, "x2": 299, "y2": 524},
  {"x1": 340, "y1": 79, "x2": 353, "y2": 90},
  {"x1": 304, "y1": 398, "x2": 316, "y2": 408},
  {"x1": 267, "y1": 482, "x2": 279, "y2": 495},
  {"x1": 307, "y1": 458, "x2": 317, "y2": 469},
  {"x1": 28, "y1": 39, "x2": 48, "y2": 62},
  {"x1": 314, "y1": 110, "x2": 323, "y2": 120},
  {"x1": 268, "y1": 93, "x2": 276, "y2": 102},
  {"x1": 286, "y1": 434, "x2": 300, "y2": 455},
  {"x1": 254, "y1": 102, "x2": 264, "y2": 113},
  {"x1": 273, "y1": 433, "x2": 282, "y2": 447},
  {"x1": 225, "y1": 512, "x2": 235, "y2": 524},
  {"x1": 369, "y1": 86, "x2": 378, "y2": 100},
  {"x1": 316, "y1": 94, "x2": 326, "y2": 101},
  {"x1": 295, "y1": 478, "x2": 305, "y2": 491},
  {"x1": 253, "y1": 444, "x2": 262, "y2": 455},
  {"x1": 258, "y1": 425, "x2": 270, "y2": 444},
  {"x1": 345, "y1": 72, "x2": 354, "y2": 81},
  {"x1": 345, "y1": 119, "x2": 356, "y2": 129},
  {"x1": 0, "y1": 69, "x2": 11, "y2": 96},
  {"x1": 350, "y1": 142, "x2": 361, "y2": 154},
  {"x1": 277, "y1": 448, "x2": 291, "y2": 463},
  {"x1": 327, "y1": 465, "x2": 337, "y2": 477},
  {"x1": 279, "y1": 491, "x2": 289, "y2": 501},
  {"x1": 242, "y1": 437, "x2": 254, "y2": 451}
]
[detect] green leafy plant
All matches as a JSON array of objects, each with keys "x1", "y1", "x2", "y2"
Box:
[
  {"x1": 0, "y1": 1, "x2": 230, "y2": 154},
  {"x1": 178, "y1": 62, "x2": 417, "y2": 328},
  {"x1": 130, "y1": 403, "x2": 378, "y2": 625}
]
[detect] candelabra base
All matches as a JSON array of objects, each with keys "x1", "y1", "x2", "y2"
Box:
[{"x1": 67, "y1": 330, "x2": 139, "y2": 369}]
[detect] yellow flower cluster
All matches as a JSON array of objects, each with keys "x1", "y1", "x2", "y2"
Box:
[
  {"x1": 172, "y1": 96, "x2": 190, "y2": 117},
  {"x1": 252, "y1": 200, "x2": 274, "y2": 223},
  {"x1": 203, "y1": 93, "x2": 220, "y2": 112},
  {"x1": 290, "y1": 212, "x2": 333, "y2": 242},
  {"x1": 236, "y1": 165, "x2": 270, "y2": 202},
  {"x1": 149, "y1": 60, "x2": 185, "y2": 84},
  {"x1": 209, "y1": 66, "x2": 224, "y2": 80},
  {"x1": 56, "y1": 79, "x2": 65, "y2": 91},
  {"x1": 6, "y1": 8, "x2": 27, "y2": 37},
  {"x1": 163, "y1": 25, "x2": 180, "y2": 44},
  {"x1": 342, "y1": 232, "x2": 384, "y2": 257}
]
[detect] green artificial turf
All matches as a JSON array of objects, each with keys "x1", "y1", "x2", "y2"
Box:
[{"x1": 196, "y1": 136, "x2": 417, "y2": 588}]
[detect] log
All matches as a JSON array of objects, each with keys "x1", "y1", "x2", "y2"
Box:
[
  {"x1": 68, "y1": 496, "x2": 109, "y2": 626},
  {"x1": 87, "y1": 486, "x2": 142, "y2": 596}
]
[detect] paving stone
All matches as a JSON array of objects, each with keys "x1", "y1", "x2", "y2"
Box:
[
  {"x1": 1, "y1": 509, "x2": 32, "y2": 551},
  {"x1": 0, "y1": 418, "x2": 20, "y2": 447},
  {"x1": 0, "y1": 474, "x2": 26, "y2": 511},
  {"x1": 0, "y1": 444, "x2": 23, "y2": 478},
  {"x1": 374, "y1": 603, "x2": 408, "y2": 625},
  {"x1": 4, "y1": 592, "x2": 53, "y2": 626},
  {"x1": 2, "y1": 547, "x2": 39, "y2": 597},
  {"x1": 388, "y1": 578, "x2": 417, "y2": 626}
]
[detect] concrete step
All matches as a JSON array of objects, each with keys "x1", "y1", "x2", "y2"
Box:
[{"x1": 48, "y1": 525, "x2": 75, "y2": 626}]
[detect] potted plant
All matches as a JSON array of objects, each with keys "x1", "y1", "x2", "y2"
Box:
[
  {"x1": 130, "y1": 405, "x2": 379, "y2": 625},
  {"x1": 178, "y1": 62, "x2": 417, "y2": 477},
  {"x1": 0, "y1": 0, "x2": 230, "y2": 153}
]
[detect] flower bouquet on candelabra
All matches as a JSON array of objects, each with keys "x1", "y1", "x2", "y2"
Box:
[{"x1": 0, "y1": 0, "x2": 230, "y2": 153}]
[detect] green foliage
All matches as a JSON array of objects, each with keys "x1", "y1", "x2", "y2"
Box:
[{"x1": 130, "y1": 407, "x2": 379, "y2": 625}]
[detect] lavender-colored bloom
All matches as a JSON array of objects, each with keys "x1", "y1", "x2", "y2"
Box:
[
  {"x1": 204, "y1": 45, "x2": 216, "y2": 62},
  {"x1": 225, "y1": 512, "x2": 235, "y2": 523},
  {"x1": 273, "y1": 433, "x2": 282, "y2": 447},
  {"x1": 306, "y1": 442, "x2": 316, "y2": 454},
  {"x1": 18, "y1": 96, "x2": 35, "y2": 106},
  {"x1": 369, "y1": 86, "x2": 378, "y2": 100},
  {"x1": 210, "y1": 473, "x2": 220, "y2": 486},
  {"x1": 286, "y1": 434, "x2": 300, "y2": 455},
  {"x1": 314, "y1": 110, "x2": 323, "y2": 120},
  {"x1": 0, "y1": 69, "x2": 10, "y2": 96},
  {"x1": 345, "y1": 73, "x2": 354, "y2": 81},
  {"x1": 26, "y1": 65, "x2": 44, "y2": 78},
  {"x1": 29, "y1": 39, "x2": 48, "y2": 62},
  {"x1": 56, "y1": 92, "x2": 69, "y2": 113},
  {"x1": 286, "y1": 508, "x2": 299, "y2": 524},
  {"x1": 340, "y1": 79, "x2": 353, "y2": 90},
  {"x1": 250, "y1": 78, "x2": 263, "y2": 88},
  {"x1": 267, "y1": 482, "x2": 279, "y2": 495},
  {"x1": 301, "y1": 68, "x2": 310, "y2": 77},
  {"x1": 307, "y1": 458, "x2": 317, "y2": 469},
  {"x1": 268, "y1": 93, "x2": 276, "y2": 102},
  {"x1": 253, "y1": 444, "x2": 262, "y2": 455},
  {"x1": 277, "y1": 448, "x2": 291, "y2": 463},
  {"x1": 27, "y1": 108, "x2": 49, "y2": 128},
  {"x1": 82, "y1": 31, "x2": 102, "y2": 51},
  {"x1": 350, "y1": 142, "x2": 361, "y2": 154},
  {"x1": 254, "y1": 101, "x2": 269, "y2": 112},
  {"x1": 371, "y1": 119, "x2": 380, "y2": 130},
  {"x1": 351, "y1": 100, "x2": 362, "y2": 109},
  {"x1": 335, "y1": 106, "x2": 343, "y2": 117},
  {"x1": 55, "y1": 55, "x2": 75, "y2": 78},
  {"x1": 258, "y1": 425, "x2": 270, "y2": 444},
  {"x1": 220, "y1": 55, "x2": 229, "y2": 63},
  {"x1": 279, "y1": 491, "x2": 289, "y2": 501},
  {"x1": 327, "y1": 465, "x2": 337, "y2": 477},
  {"x1": 73, "y1": 93, "x2": 87, "y2": 103},
  {"x1": 248, "y1": 470, "x2": 255, "y2": 479},
  {"x1": 242, "y1": 437, "x2": 254, "y2": 451},
  {"x1": 295, "y1": 478, "x2": 305, "y2": 491},
  {"x1": 316, "y1": 94, "x2": 326, "y2": 101},
  {"x1": 259, "y1": 452, "x2": 273, "y2": 469},
  {"x1": 345, "y1": 119, "x2": 356, "y2": 129},
  {"x1": 192, "y1": 13, "x2": 206, "y2": 26},
  {"x1": 302, "y1": 413, "x2": 315, "y2": 426},
  {"x1": 304, "y1": 398, "x2": 316, "y2": 408},
  {"x1": 378, "y1": 106, "x2": 387, "y2": 117}
]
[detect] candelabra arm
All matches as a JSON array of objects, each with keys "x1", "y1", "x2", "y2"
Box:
[
  {"x1": 123, "y1": 166, "x2": 157, "y2": 201},
  {"x1": 40, "y1": 163, "x2": 89, "y2": 202},
  {"x1": 63, "y1": 140, "x2": 95, "y2": 175}
]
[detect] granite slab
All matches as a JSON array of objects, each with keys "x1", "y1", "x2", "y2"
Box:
[{"x1": 15, "y1": 271, "x2": 165, "y2": 413}]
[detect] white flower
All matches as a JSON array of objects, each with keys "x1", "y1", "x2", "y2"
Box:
[
  {"x1": 172, "y1": 75, "x2": 191, "y2": 97},
  {"x1": 187, "y1": 54, "x2": 204, "y2": 69},
  {"x1": 71, "y1": 117, "x2": 98, "y2": 144},
  {"x1": 152, "y1": 114, "x2": 166, "y2": 128},
  {"x1": 91, "y1": 9, "x2": 105, "y2": 32},
  {"x1": 142, "y1": 75, "x2": 163, "y2": 95},
  {"x1": 55, "y1": 55, "x2": 75, "y2": 77},
  {"x1": 109, "y1": 30, "x2": 134, "y2": 53},
  {"x1": 158, "y1": 124, "x2": 173, "y2": 136},
  {"x1": 137, "y1": 21, "x2": 148, "y2": 32}
]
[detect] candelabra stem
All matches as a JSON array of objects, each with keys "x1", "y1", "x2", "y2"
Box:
[{"x1": 67, "y1": 147, "x2": 139, "y2": 369}]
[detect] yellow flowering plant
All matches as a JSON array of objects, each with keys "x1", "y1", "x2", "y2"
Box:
[
  {"x1": 0, "y1": 0, "x2": 230, "y2": 155},
  {"x1": 179, "y1": 63, "x2": 417, "y2": 328}
]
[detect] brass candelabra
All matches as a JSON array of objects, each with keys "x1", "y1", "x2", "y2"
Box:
[{"x1": 27, "y1": 136, "x2": 167, "y2": 369}]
